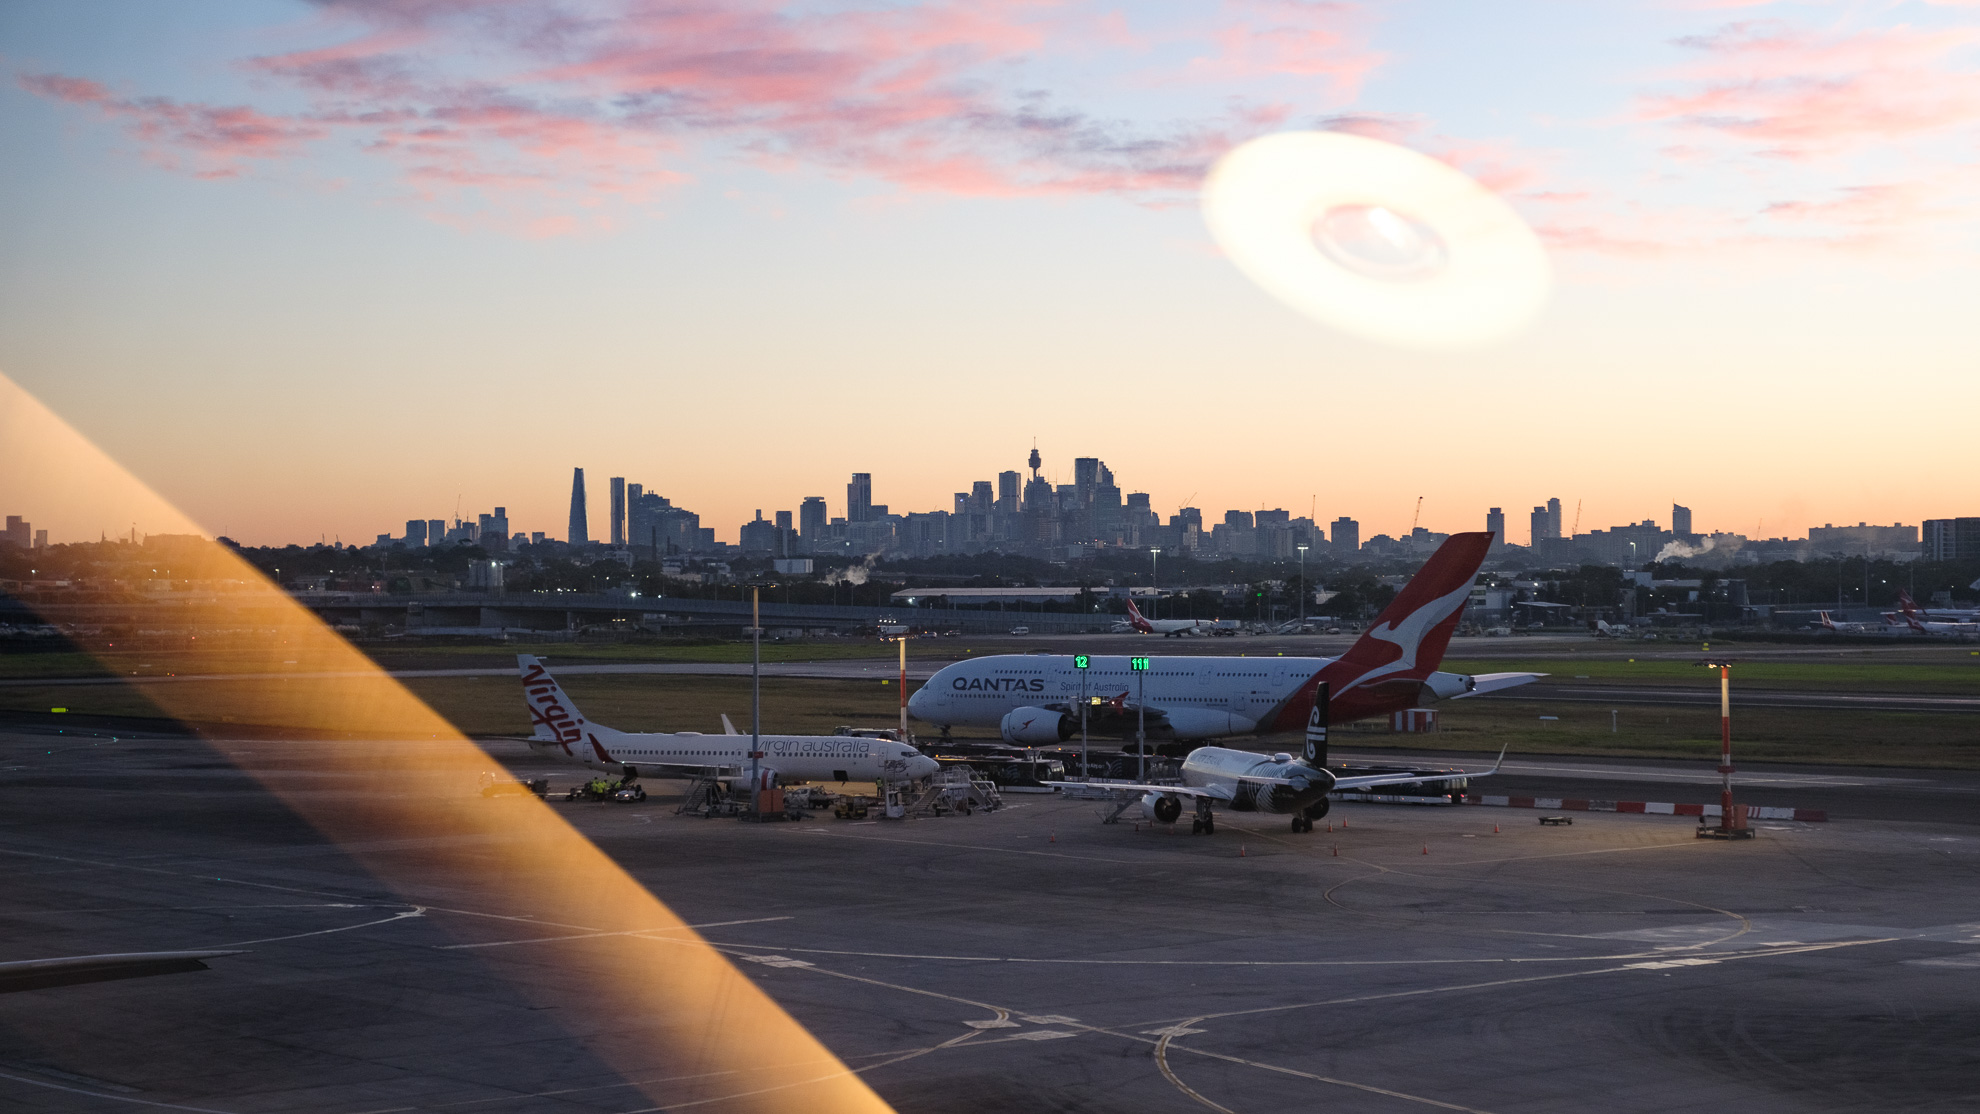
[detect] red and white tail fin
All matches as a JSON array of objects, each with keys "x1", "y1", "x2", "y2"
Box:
[
  {"x1": 1819, "y1": 611, "x2": 1837, "y2": 630},
  {"x1": 1898, "y1": 590, "x2": 1923, "y2": 618},
  {"x1": 1281, "y1": 532, "x2": 1492, "y2": 726},
  {"x1": 1124, "y1": 598, "x2": 1154, "y2": 633},
  {"x1": 517, "y1": 654, "x2": 619, "y2": 763}
]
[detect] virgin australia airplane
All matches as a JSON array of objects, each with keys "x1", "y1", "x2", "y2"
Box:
[
  {"x1": 907, "y1": 532, "x2": 1541, "y2": 745},
  {"x1": 518, "y1": 655, "x2": 939, "y2": 789}
]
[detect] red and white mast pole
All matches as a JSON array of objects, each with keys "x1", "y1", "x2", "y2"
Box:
[{"x1": 1714, "y1": 661, "x2": 1733, "y2": 831}]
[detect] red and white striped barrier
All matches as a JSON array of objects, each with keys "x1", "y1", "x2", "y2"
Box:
[{"x1": 1469, "y1": 794, "x2": 1827, "y2": 823}]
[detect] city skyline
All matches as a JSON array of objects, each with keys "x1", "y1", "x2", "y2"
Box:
[
  {"x1": 0, "y1": 421, "x2": 1956, "y2": 559},
  {"x1": 3, "y1": 4, "x2": 1978, "y2": 547}
]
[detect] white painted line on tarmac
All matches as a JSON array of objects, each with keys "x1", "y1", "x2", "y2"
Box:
[{"x1": 438, "y1": 916, "x2": 792, "y2": 950}]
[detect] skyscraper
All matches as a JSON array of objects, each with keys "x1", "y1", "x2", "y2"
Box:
[
  {"x1": 406, "y1": 520, "x2": 428, "y2": 547},
  {"x1": 1547, "y1": 497, "x2": 1563, "y2": 540},
  {"x1": 1330, "y1": 516, "x2": 1359, "y2": 553},
  {"x1": 799, "y1": 496, "x2": 828, "y2": 545},
  {"x1": 847, "y1": 473, "x2": 873, "y2": 523},
  {"x1": 1486, "y1": 508, "x2": 1505, "y2": 550},
  {"x1": 1530, "y1": 506, "x2": 1549, "y2": 547},
  {"x1": 610, "y1": 477, "x2": 626, "y2": 546},
  {"x1": 1672, "y1": 503, "x2": 1693, "y2": 537},
  {"x1": 427, "y1": 519, "x2": 445, "y2": 547},
  {"x1": 568, "y1": 467, "x2": 589, "y2": 545}
]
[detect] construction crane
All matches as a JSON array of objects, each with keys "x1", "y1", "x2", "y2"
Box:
[
  {"x1": 1570, "y1": 499, "x2": 1581, "y2": 536},
  {"x1": 1411, "y1": 496, "x2": 1424, "y2": 533}
]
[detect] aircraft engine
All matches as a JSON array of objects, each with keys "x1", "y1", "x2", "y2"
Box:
[
  {"x1": 722, "y1": 768, "x2": 780, "y2": 792},
  {"x1": 1142, "y1": 793, "x2": 1183, "y2": 824},
  {"x1": 999, "y1": 707, "x2": 1075, "y2": 745}
]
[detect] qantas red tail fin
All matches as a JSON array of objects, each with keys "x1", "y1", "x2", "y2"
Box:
[
  {"x1": 1274, "y1": 532, "x2": 1492, "y2": 728},
  {"x1": 1125, "y1": 598, "x2": 1154, "y2": 633}
]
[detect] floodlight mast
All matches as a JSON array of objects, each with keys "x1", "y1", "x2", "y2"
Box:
[
  {"x1": 749, "y1": 586, "x2": 762, "y2": 817},
  {"x1": 1706, "y1": 659, "x2": 1734, "y2": 831},
  {"x1": 1131, "y1": 656, "x2": 1150, "y2": 780},
  {"x1": 1297, "y1": 544, "x2": 1310, "y2": 624},
  {"x1": 1075, "y1": 654, "x2": 1089, "y2": 779}
]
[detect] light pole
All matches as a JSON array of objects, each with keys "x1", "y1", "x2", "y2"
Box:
[
  {"x1": 1297, "y1": 544, "x2": 1310, "y2": 625},
  {"x1": 897, "y1": 632, "x2": 908, "y2": 738},
  {"x1": 748, "y1": 585, "x2": 763, "y2": 817},
  {"x1": 1075, "y1": 653, "x2": 1091, "y2": 779},
  {"x1": 1131, "y1": 656, "x2": 1149, "y2": 780},
  {"x1": 1150, "y1": 548, "x2": 1160, "y2": 620}
]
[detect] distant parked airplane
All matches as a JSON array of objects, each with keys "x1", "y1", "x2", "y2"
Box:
[{"x1": 1123, "y1": 598, "x2": 1213, "y2": 637}]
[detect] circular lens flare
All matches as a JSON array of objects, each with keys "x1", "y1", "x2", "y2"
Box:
[
  {"x1": 1312, "y1": 204, "x2": 1448, "y2": 283},
  {"x1": 1203, "y1": 131, "x2": 1551, "y2": 351}
]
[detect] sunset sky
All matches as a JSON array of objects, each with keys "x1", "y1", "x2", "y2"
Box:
[{"x1": 3, "y1": 1, "x2": 1977, "y2": 548}]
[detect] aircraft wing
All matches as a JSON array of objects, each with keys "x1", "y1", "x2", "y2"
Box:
[
  {"x1": 1046, "y1": 780, "x2": 1234, "y2": 802},
  {"x1": 1332, "y1": 746, "x2": 1506, "y2": 791},
  {"x1": 1450, "y1": 672, "x2": 1545, "y2": 698}
]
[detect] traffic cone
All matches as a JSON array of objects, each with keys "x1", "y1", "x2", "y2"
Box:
[
  {"x1": 1326, "y1": 823, "x2": 1332, "y2": 832},
  {"x1": 1240, "y1": 845, "x2": 1247, "y2": 857},
  {"x1": 1049, "y1": 832, "x2": 1056, "y2": 843},
  {"x1": 1493, "y1": 824, "x2": 1500, "y2": 833},
  {"x1": 1331, "y1": 845, "x2": 1338, "y2": 856},
  {"x1": 1421, "y1": 845, "x2": 1429, "y2": 855}
]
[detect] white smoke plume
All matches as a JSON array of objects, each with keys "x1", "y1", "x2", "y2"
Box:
[
  {"x1": 835, "y1": 555, "x2": 879, "y2": 585},
  {"x1": 1655, "y1": 537, "x2": 1715, "y2": 563}
]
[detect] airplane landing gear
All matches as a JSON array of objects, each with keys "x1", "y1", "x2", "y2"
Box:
[
  {"x1": 1291, "y1": 814, "x2": 1313, "y2": 834},
  {"x1": 1191, "y1": 799, "x2": 1216, "y2": 835}
]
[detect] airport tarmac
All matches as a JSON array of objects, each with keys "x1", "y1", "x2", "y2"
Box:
[
  {"x1": 1329, "y1": 748, "x2": 1980, "y2": 826},
  {"x1": 3, "y1": 723, "x2": 1978, "y2": 1113}
]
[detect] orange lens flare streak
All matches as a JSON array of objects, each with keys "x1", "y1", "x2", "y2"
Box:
[{"x1": 0, "y1": 372, "x2": 895, "y2": 1114}]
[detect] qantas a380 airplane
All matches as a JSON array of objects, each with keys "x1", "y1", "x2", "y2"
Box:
[
  {"x1": 908, "y1": 532, "x2": 1540, "y2": 746},
  {"x1": 518, "y1": 655, "x2": 940, "y2": 788}
]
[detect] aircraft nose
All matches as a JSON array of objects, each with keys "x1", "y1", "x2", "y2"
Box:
[
  {"x1": 907, "y1": 683, "x2": 931, "y2": 719},
  {"x1": 911, "y1": 756, "x2": 940, "y2": 779}
]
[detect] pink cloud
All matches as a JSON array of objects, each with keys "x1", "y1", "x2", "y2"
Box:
[
  {"x1": 1637, "y1": 20, "x2": 1980, "y2": 158},
  {"x1": 1187, "y1": 1, "x2": 1385, "y2": 96},
  {"x1": 21, "y1": 0, "x2": 1389, "y2": 232},
  {"x1": 21, "y1": 73, "x2": 325, "y2": 177}
]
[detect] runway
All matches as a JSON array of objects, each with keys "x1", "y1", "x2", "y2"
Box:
[
  {"x1": 1512, "y1": 684, "x2": 1980, "y2": 714},
  {"x1": 3, "y1": 723, "x2": 1977, "y2": 1112}
]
